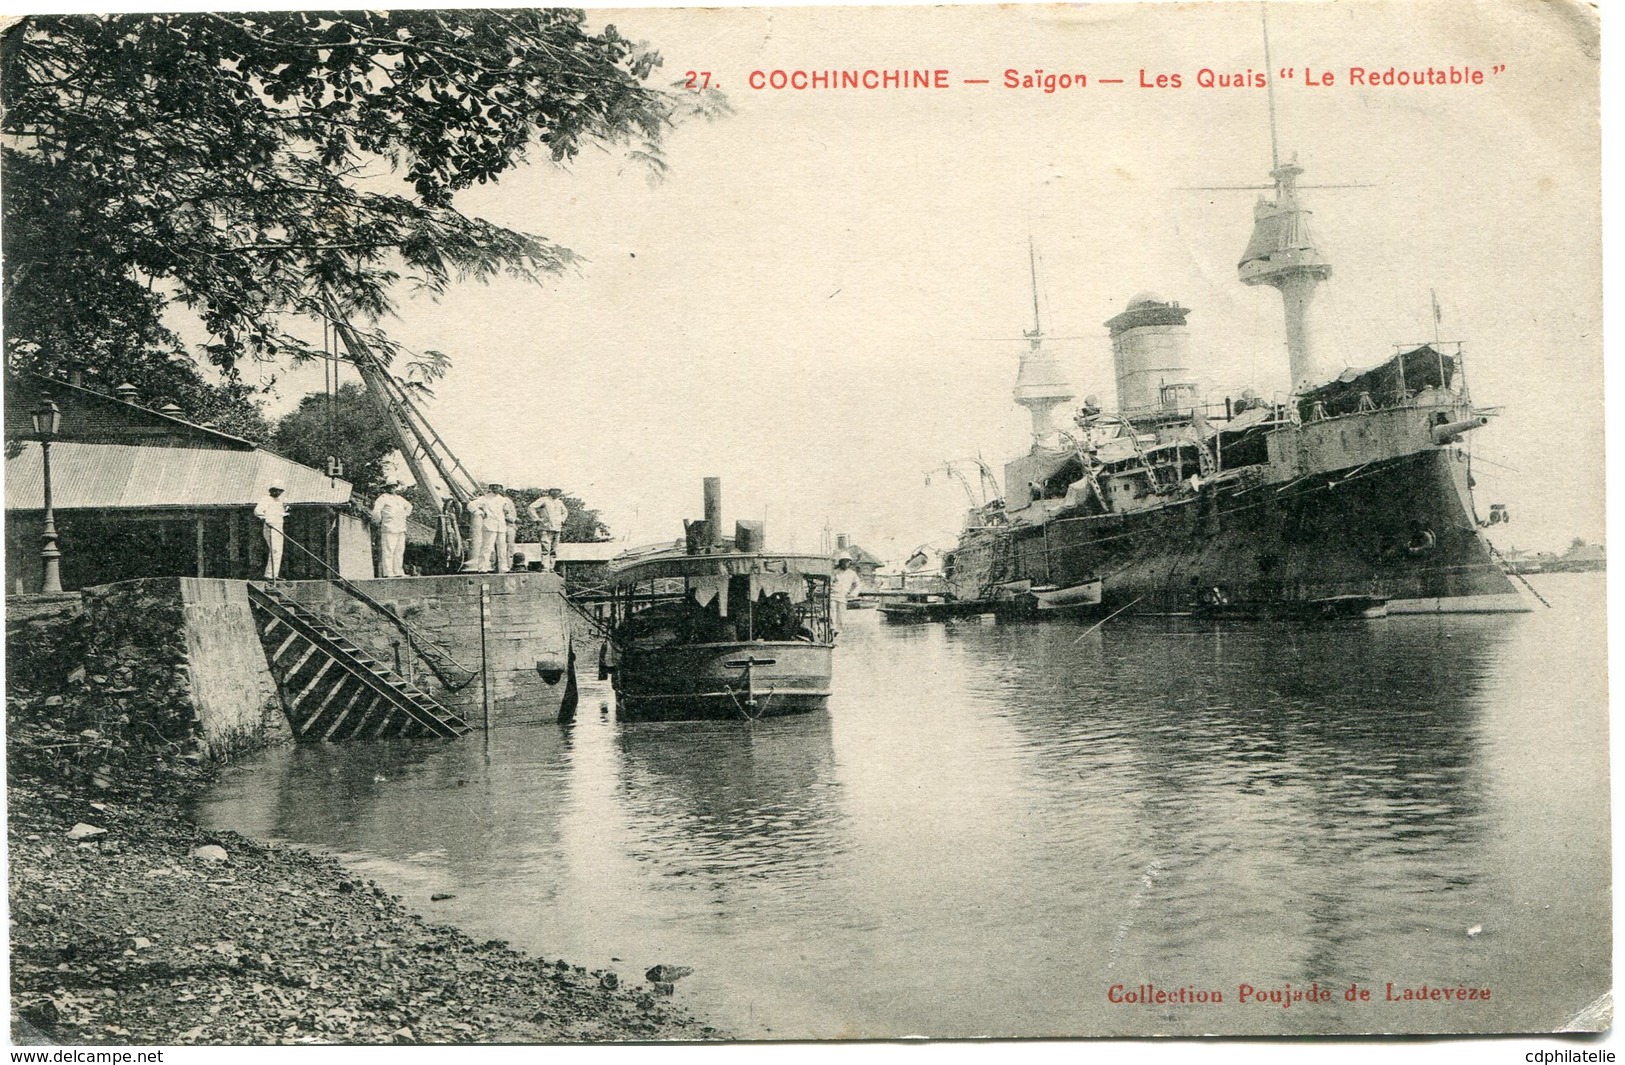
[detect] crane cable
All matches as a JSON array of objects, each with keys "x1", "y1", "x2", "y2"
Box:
[{"x1": 323, "y1": 318, "x2": 339, "y2": 483}]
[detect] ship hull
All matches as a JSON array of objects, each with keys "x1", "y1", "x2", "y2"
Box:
[
  {"x1": 612, "y1": 641, "x2": 833, "y2": 721},
  {"x1": 952, "y1": 447, "x2": 1527, "y2": 615}
]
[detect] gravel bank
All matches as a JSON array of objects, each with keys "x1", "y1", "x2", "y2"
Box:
[{"x1": 7, "y1": 669, "x2": 721, "y2": 1044}]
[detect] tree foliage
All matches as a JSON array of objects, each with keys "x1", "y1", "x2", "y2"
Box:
[
  {"x1": 270, "y1": 382, "x2": 398, "y2": 496},
  {"x1": 130, "y1": 361, "x2": 273, "y2": 444},
  {"x1": 503, "y1": 488, "x2": 609, "y2": 544},
  {"x1": 2, "y1": 10, "x2": 708, "y2": 386}
]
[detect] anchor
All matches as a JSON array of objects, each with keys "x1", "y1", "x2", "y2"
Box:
[{"x1": 723, "y1": 656, "x2": 778, "y2": 720}]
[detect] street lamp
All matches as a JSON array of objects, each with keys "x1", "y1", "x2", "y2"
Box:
[{"x1": 30, "y1": 395, "x2": 63, "y2": 593}]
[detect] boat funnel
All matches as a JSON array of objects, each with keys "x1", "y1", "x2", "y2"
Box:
[
  {"x1": 703, "y1": 477, "x2": 723, "y2": 546},
  {"x1": 735, "y1": 521, "x2": 766, "y2": 553},
  {"x1": 1105, "y1": 294, "x2": 1197, "y2": 414}
]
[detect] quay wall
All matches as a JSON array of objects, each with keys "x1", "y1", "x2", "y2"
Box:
[
  {"x1": 79, "y1": 579, "x2": 287, "y2": 756},
  {"x1": 7, "y1": 572, "x2": 573, "y2": 760},
  {"x1": 170, "y1": 579, "x2": 288, "y2": 752},
  {"x1": 273, "y1": 572, "x2": 575, "y2": 727},
  {"x1": 6, "y1": 579, "x2": 286, "y2": 760}
]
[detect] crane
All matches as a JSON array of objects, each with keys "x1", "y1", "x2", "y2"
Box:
[
  {"x1": 924, "y1": 457, "x2": 1003, "y2": 509},
  {"x1": 323, "y1": 294, "x2": 485, "y2": 570}
]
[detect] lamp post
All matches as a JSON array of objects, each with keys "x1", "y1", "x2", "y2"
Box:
[{"x1": 31, "y1": 396, "x2": 63, "y2": 593}]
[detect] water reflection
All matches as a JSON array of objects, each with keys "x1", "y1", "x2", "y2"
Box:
[
  {"x1": 195, "y1": 578, "x2": 1607, "y2": 1039},
  {"x1": 910, "y1": 613, "x2": 1519, "y2": 1034},
  {"x1": 612, "y1": 714, "x2": 847, "y2": 892},
  {"x1": 203, "y1": 730, "x2": 583, "y2": 899}
]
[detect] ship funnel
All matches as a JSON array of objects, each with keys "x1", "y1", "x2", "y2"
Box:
[
  {"x1": 703, "y1": 477, "x2": 723, "y2": 545},
  {"x1": 735, "y1": 520, "x2": 766, "y2": 553},
  {"x1": 1105, "y1": 293, "x2": 1197, "y2": 414}
]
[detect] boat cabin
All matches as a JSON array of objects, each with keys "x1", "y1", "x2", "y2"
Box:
[{"x1": 607, "y1": 550, "x2": 835, "y2": 649}]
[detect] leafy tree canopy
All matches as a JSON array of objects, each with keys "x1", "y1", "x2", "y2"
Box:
[
  {"x1": 502, "y1": 488, "x2": 609, "y2": 544},
  {"x1": 270, "y1": 382, "x2": 397, "y2": 495},
  {"x1": 3, "y1": 10, "x2": 709, "y2": 392}
]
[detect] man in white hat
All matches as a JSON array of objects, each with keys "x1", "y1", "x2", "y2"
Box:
[
  {"x1": 487, "y1": 483, "x2": 517, "y2": 573},
  {"x1": 254, "y1": 482, "x2": 289, "y2": 579},
  {"x1": 526, "y1": 488, "x2": 569, "y2": 565},
  {"x1": 464, "y1": 491, "x2": 491, "y2": 572},
  {"x1": 466, "y1": 483, "x2": 516, "y2": 572},
  {"x1": 370, "y1": 482, "x2": 413, "y2": 578},
  {"x1": 831, "y1": 552, "x2": 860, "y2": 636}
]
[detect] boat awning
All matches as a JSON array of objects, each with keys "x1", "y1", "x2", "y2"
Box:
[
  {"x1": 1297, "y1": 346, "x2": 1457, "y2": 419},
  {"x1": 609, "y1": 551, "x2": 833, "y2": 587}
]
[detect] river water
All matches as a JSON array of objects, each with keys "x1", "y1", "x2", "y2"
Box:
[{"x1": 195, "y1": 572, "x2": 1610, "y2": 1040}]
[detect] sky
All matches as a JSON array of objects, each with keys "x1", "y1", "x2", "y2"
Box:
[{"x1": 238, "y1": 0, "x2": 1601, "y2": 560}]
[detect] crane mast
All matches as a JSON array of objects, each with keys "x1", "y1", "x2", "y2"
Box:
[{"x1": 322, "y1": 294, "x2": 485, "y2": 568}]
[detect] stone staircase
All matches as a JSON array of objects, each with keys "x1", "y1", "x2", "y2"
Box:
[{"x1": 246, "y1": 584, "x2": 472, "y2": 740}]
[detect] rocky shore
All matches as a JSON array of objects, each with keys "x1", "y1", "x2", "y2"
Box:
[{"x1": 7, "y1": 601, "x2": 720, "y2": 1045}]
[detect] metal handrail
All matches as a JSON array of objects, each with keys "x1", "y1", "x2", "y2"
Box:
[
  {"x1": 247, "y1": 584, "x2": 469, "y2": 737},
  {"x1": 261, "y1": 521, "x2": 479, "y2": 689}
]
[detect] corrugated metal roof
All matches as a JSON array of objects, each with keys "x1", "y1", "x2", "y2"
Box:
[{"x1": 6, "y1": 441, "x2": 353, "y2": 510}]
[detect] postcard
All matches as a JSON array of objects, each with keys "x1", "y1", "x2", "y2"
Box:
[{"x1": 2, "y1": 0, "x2": 1606, "y2": 1052}]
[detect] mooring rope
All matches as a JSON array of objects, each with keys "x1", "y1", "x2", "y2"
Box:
[
  {"x1": 1483, "y1": 541, "x2": 1552, "y2": 609},
  {"x1": 1073, "y1": 596, "x2": 1145, "y2": 643}
]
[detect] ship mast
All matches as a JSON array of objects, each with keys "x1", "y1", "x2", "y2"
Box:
[
  {"x1": 1237, "y1": 4, "x2": 1333, "y2": 393},
  {"x1": 1011, "y1": 238, "x2": 1075, "y2": 445},
  {"x1": 1027, "y1": 238, "x2": 1044, "y2": 337},
  {"x1": 1262, "y1": 2, "x2": 1281, "y2": 172}
]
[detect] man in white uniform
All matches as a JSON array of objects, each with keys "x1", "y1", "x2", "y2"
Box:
[
  {"x1": 464, "y1": 492, "x2": 493, "y2": 571},
  {"x1": 255, "y1": 483, "x2": 289, "y2": 579},
  {"x1": 486, "y1": 484, "x2": 518, "y2": 574},
  {"x1": 370, "y1": 482, "x2": 413, "y2": 577},
  {"x1": 831, "y1": 552, "x2": 861, "y2": 636},
  {"x1": 527, "y1": 488, "x2": 569, "y2": 564}
]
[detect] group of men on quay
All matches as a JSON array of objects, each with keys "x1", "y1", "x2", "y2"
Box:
[
  {"x1": 254, "y1": 479, "x2": 568, "y2": 579},
  {"x1": 451, "y1": 482, "x2": 569, "y2": 575},
  {"x1": 371, "y1": 482, "x2": 570, "y2": 576}
]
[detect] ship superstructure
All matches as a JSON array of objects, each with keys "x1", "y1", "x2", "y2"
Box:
[
  {"x1": 943, "y1": 157, "x2": 1525, "y2": 617},
  {"x1": 1239, "y1": 159, "x2": 1333, "y2": 392},
  {"x1": 1011, "y1": 239, "x2": 1076, "y2": 446}
]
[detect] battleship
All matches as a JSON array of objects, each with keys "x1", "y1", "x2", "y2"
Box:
[{"x1": 942, "y1": 153, "x2": 1527, "y2": 618}]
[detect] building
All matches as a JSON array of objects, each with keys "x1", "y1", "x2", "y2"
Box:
[
  {"x1": 511, "y1": 539, "x2": 622, "y2": 590},
  {"x1": 5, "y1": 373, "x2": 371, "y2": 593},
  {"x1": 832, "y1": 533, "x2": 885, "y2": 591}
]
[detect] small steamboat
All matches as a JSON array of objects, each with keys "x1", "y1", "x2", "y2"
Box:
[{"x1": 602, "y1": 479, "x2": 836, "y2": 720}]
